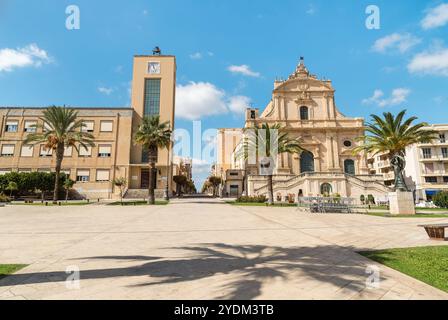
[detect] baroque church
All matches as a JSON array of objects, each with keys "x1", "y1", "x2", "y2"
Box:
[{"x1": 215, "y1": 59, "x2": 390, "y2": 202}]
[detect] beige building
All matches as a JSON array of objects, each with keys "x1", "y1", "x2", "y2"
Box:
[
  {"x1": 0, "y1": 49, "x2": 177, "y2": 199},
  {"x1": 215, "y1": 59, "x2": 390, "y2": 202}
]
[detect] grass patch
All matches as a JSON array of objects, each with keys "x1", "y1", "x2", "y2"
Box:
[
  {"x1": 0, "y1": 264, "x2": 27, "y2": 280},
  {"x1": 365, "y1": 212, "x2": 448, "y2": 218},
  {"x1": 226, "y1": 201, "x2": 297, "y2": 207},
  {"x1": 359, "y1": 246, "x2": 448, "y2": 293},
  {"x1": 108, "y1": 200, "x2": 169, "y2": 206},
  {"x1": 416, "y1": 208, "x2": 448, "y2": 212},
  {"x1": 10, "y1": 201, "x2": 93, "y2": 206}
]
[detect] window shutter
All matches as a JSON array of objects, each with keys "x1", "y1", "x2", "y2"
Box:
[
  {"x1": 6, "y1": 121, "x2": 18, "y2": 126},
  {"x1": 64, "y1": 146, "x2": 73, "y2": 156},
  {"x1": 21, "y1": 145, "x2": 34, "y2": 157},
  {"x1": 98, "y1": 145, "x2": 111, "y2": 154},
  {"x1": 100, "y1": 121, "x2": 113, "y2": 132},
  {"x1": 77, "y1": 169, "x2": 90, "y2": 177},
  {"x1": 82, "y1": 121, "x2": 94, "y2": 132},
  {"x1": 79, "y1": 146, "x2": 92, "y2": 156},
  {"x1": 24, "y1": 121, "x2": 37, "y2": 131},
  {"x1": 40, "y1": 146, "x2": 52, "y2": 156},
  {"x1": 96, "y1": 170, "x2": 110, "y2": 181},
  {"x1": 2, "y1": 145, "x2": 15, "y2": 155}
]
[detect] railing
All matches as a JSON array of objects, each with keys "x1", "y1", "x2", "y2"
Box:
[{"x1": 298, "y1": 197, "x2": 356, "y2": 214}]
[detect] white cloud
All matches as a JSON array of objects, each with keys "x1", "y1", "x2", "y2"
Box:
[
  {"x1": 98, "y1": 87, "x2": 114, "y2": 95},
  {"x1": 421, "y1": 3, "x2": 448, "y2": 30},
  {"x1": 192, "y1": 158, "x2": 213, "y2": 174},
  {"x1": 176, "y1": 82, "x2": 228, "y2": 120},
  {"x1": 176, "y1": 81, "x2": 252, "y2": 120},
  {"x1": 228, "y1": 64, "x2": 261, "y2": 77},
  {"x1": 408, "y1": 47, "x2": 448, "y2": 76},
  {"x1": 306, "y1": 4, "x2": 316, "y2": 15},
  {"x1": 228, "y1": 95, "x2": 251, "y2": 114},
  {"x1": 189, "y1": 52, "x2": 203, "y2": 60},
  {"x1": 372, "y1": 33, "x2": 421, "y2": 54},
  {"x1": 362, "y1": 88, "x2": 411, "y2": 107},
  {"x1": 0, "y1": 43, "x2": 51, "y2": 72}
]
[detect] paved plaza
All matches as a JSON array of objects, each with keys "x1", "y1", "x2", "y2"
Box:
[{"x1": 0, "y1": 198, "x2": 447, "y2": 300}]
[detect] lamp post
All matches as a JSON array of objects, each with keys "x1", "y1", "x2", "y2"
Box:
[{"x1": 164, "y1": 137, "x2": 171, "y2": 201}]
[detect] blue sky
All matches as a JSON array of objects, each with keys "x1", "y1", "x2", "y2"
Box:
[{"x1": 1, "y1": 0, "x2": 448, "y2": 187}]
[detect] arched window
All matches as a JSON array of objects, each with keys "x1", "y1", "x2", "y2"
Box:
[
  {"x1": 300, "y1": 150, "x2": 315, "y2": 173},
  {"x1": 344, "y1": 159, "x2": 355, "y2": 175},
  {"x1": 299, "y1": 106, "x2": 309, "y2": 120},
  {"x1": 320, "y1": 183, "x2": 332, "y2": 196}
]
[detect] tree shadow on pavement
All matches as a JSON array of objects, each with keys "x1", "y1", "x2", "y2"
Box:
[{"x1": 0, "y1": 243, "x2": 379, "y2": 299}]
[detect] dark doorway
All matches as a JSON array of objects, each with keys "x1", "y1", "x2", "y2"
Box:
[
  {"x1": 141, "y1": 168, "x2": 157, "y2": 189},
  {"x1": 141, "y1": 169, "x2": 149, "y2": 189},
  {"x1": 344, "y1": 159, "x2": 355, "y2": 175}
]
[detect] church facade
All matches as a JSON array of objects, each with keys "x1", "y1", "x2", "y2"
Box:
[{"x1": 216, "y1": 59, "x2": 390, "y2": 203}]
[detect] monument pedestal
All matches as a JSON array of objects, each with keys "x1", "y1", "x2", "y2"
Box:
[{"x1": 388, "y1": 191, "x2": 415, "y2": 215}]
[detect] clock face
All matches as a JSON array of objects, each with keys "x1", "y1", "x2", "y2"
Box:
[{"x1": 148, "y1": 62, "x2": 160, "y2": 74}]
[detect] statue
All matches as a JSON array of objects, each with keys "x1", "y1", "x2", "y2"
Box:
[{"x1": 390, "y1": 152, "x2": 408, "y2": 191}]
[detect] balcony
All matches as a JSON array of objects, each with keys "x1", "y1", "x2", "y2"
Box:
[
  {"x1": 419, "y1": 155, "x2": 448, "y2": 162},
  {"x1": 421, "y1": 171, "x2": 448, "y2": 176}
]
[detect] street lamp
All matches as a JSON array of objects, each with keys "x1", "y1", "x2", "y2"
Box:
[{"x1": 163, "y1": 136, "x2": 172, "y2": 201}]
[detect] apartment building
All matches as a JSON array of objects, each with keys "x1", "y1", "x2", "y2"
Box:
[
  {"x1": 367, "y1": 151, "x2": 394, "y2": 186},
  {"x1": 367, "y1": 124, "x2": 448, "y2": 202},
  {"x1": 0, "y1": 49, "x2": 176, "y2": 199},
  {"x1": 405, "y1": 124, "x2": 448, "y2": 201}
]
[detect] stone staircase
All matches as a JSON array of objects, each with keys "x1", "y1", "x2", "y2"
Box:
[{"x1": 253, "y1": 172, "x2": 391, "y2": 195}]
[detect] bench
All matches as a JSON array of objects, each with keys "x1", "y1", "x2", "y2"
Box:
[{"x1": 419, "y1": 224, "x2": 448, "y2": 241}]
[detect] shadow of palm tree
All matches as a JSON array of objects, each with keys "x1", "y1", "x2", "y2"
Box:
[{"x1": 0, "y1": 243, "x2": 380, "y2": 299}]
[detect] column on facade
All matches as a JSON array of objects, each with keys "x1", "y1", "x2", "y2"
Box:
[
  {"x1": 325, "y1": 94, "x2": 331, "y2": 120},
  {"x1": 328, "y1": 94, "x2": 335, "y2": 119},
  {"x1": 332, "y1": 135, "x2": 340, "y2": 170},
  {"x1": 326, "y1": 133, "x2": 334, "y2": 170}
]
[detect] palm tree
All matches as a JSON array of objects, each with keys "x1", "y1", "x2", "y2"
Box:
[
  {"x1": 354, "y1": 110, "x2": 438, "y2": 191},
  {"x1": 24, "y1": 106, "x2": 95, "y2": 202},
  {"x1": 113, "y1": 177, "x2": 127, "y2": 205},
  {"x1": 208, "y1": 176, "x2": 222, "y2": 197},
  {"x1": 134, "y1": 116, "x2": 172, "y2": 205},
  {"x1": 6, "y1": 181, "x2": 18, "y2": 198},
  {"x1": 63, "y1": 178, "x2": 75, "y2": 202},
  {"x1": 237, "y1": 123, "x2": 304, "y2": 205},
  {"x1": 173, "y1": 175, "x2": 187, "y2": 197}
]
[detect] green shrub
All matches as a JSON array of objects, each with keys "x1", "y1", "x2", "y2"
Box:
[
  {"x1": 433, "y1": 191, "x2": 448, "y2": 209},
  {"x1": 0, "y1": 193, "x2": 11, "y2": 203},
  {"x1": 367, "y1": 194, "x2": 375, "y2": 205},
  {"x1": 360, "y1": 195, "x2": 366, "y2": 204},
  {"x1": 237, "y1": 195, "x2": 267, "y2": 203}
]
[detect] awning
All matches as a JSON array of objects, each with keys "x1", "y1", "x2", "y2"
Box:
[{"x1": 425, "y1": 190, "x2": 440, "y2": 196}]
